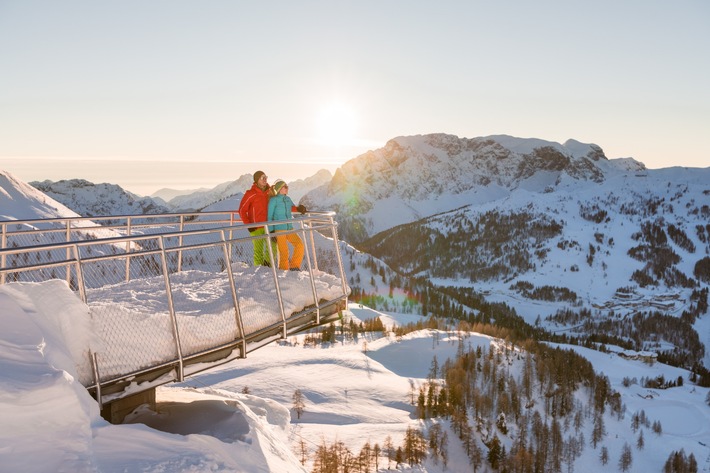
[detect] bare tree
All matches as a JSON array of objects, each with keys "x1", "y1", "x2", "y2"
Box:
[
  {"x1": 292, "y1": 389, "x2": 305, "y2": 419},
  {"x1": 297, "y1": 438, "x2": 308, "y2": 466}
]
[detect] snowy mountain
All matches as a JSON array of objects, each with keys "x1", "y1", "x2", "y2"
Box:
[
  {"x1": 1, "y1": 171, "x2": 83, "y2": 221},
  {"x1": 301, "y1": 133, "x2": 647, "y2": 243},
  {"x1": 151, "y1": 185, "x2": 212, "y2": 202},
  {"x1": 297, "y1": 134, "x2": 710, "y2": 378},
  {"x1": 282, "y1": 168, "x2": 332, "y2": 203},
  {"x1": 22, "y1": 170, "x2": 331, "y2": 217},
  {"x1": 31, "y1": 178, "x2": 171, "y2": 217},
  {"x1": 168, "y1": 171, "x2": 331, "y2": 212},
  {"x1": 0, "y1": 171, "x2": 135, "y2": 246},
  {"x1": 167, "y1": 174, "x2": 255, "y2": 211}
]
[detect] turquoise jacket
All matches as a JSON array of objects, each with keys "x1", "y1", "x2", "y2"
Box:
[{"x1": 268, "y1": 194, "x2": 297, "y2": 232}]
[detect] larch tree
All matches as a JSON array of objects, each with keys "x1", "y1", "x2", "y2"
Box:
[{"x1": 292, "y1": 388, "x2": 305, "y2": 419}]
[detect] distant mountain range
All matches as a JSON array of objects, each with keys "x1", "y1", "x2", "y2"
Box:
[{"x1": 27, "y1": 169, "x2": 333, "y2": 216}]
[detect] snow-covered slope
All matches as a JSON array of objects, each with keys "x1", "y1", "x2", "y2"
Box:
[
  {"x1": 1, "y1": 280, "x2": 708, "y2": 473},
  {"x1": 31, "y1": 178, "x2": 170, "y2": 217},
  {"x1": 0, "y1": 280, "x2": 307, "y2": 473},
  {"x1": 1, "y1": 170, "x2": 82, "y2": 221}
]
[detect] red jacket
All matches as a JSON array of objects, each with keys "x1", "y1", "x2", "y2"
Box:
[{"x1": 238, "y1": 183, "x2": 270, "y2": 229}]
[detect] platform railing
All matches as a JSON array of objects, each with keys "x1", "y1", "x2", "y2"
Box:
[{"x1": 0, "y1": 212, "x2": 349, "y2": 406}]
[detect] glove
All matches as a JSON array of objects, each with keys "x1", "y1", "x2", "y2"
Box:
[{"x1": 297, "y1": 204, "x2": 307, "y2": 214}]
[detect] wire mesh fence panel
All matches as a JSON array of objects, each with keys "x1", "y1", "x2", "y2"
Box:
[
  {"x1": 226, "y1": 232, "x2": 256, "y2": 266},
  {"x1": 79, "y1": 255, "x2": 130, "y2": 288},
  {"x1": 85, "y1": 263, "x2": 179, "y2": 382},
  {"x1": 0, "y1": 244, "x2": 76, "y2": 284},
  {"x1": 2, "y1": 265, "x2": 68, "y2": 284},
  {"x1": 226, "y1": 235, "x2": 283, "y2": 334},
  {"x1": 167, "y1": 244, "x2": 241, "y2": 358},
  {"x1": 3, "y1": 228, "x2": 67, "y2": 248}
]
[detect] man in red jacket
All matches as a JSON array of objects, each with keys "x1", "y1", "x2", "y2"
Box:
[{"x1": 238, "y1": 170, "x2": 276, "y2": 266}]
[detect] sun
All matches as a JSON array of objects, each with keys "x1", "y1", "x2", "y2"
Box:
[{"x1": 315, "y1": 102, "x2": 357, "y2": 148}]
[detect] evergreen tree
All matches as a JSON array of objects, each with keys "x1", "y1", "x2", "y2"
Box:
[
  {"x1": 663, "y1": 449, "x2": 698, "y2": 473},
  {"x1": 599, "y1": 446, "x2": 609, "y2": 465},
  {"x1": 440, "y1": 430, "x2": 449, "y2": 468},
  {"x1": 636, "y1": 429, "x2": 645, "y2": 450},
  {"x1": 487, "y1": 434, "x2": 503, "y2": 469},
  {"x1": 471, "y1": 438, "x2": 483, "y2": 473},
  {"x1": 652, "y1": 420, "x2": 663, "y2": 435},
  {"x1": 618, "y1": 442, "x2": 633, "y2": 472},
  {"x1": 591, "y1": 413, "x2": 605, "y2": 448}
]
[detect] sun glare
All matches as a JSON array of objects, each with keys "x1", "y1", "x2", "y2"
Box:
[{"x1": 315, "y1": 103, "x2": 357, "y2": 148}]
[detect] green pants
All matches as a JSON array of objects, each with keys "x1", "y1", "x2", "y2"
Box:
[{"x1": 249, "y1": 227, "x2": 277, "y2": 266}]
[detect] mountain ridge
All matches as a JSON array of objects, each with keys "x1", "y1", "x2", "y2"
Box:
[
  {"x1": 301, "y1": 133, "x2": 649, "y2": 243},
  {"x1": 30, "y1": 178, "x2": 171, "y2": 217}
]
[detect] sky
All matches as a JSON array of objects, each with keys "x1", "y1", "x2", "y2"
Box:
[{"x1": 1, "y1": 0, "x2": 708, "y2": 196}]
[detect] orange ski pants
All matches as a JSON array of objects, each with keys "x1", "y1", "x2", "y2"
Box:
[{"x1": 275, "y1": 230, "x2": 304, "y2": 270}]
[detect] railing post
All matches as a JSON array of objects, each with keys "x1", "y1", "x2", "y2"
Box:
[
  {"x1": 221, "y1": 231, "x2": 247, "y2": 357},
  {"x1": 90, "y1": 351, "x2": 103, "y2": 410},
  {"x1": 300, "y1": 219, "x2": 320, "y2": 324},
  {"x1": 265, "y1": 227, "x2": 288, "y2": 338},
  {"x1": 329, "y1": 215, "x2": 349, "y2": 303},
  {"x1": 66, "y1": 221, "x2": 72, "y2": 284},
  {"x1": 1, "y1": 223, "x2": 6, "y2": 284},
  {"x1": 159, "y1": 235, "x2": 185, "y2": 381},
  {"x1": 177, "y1": 215, "x2": 185, "y2": 273},
  {"x1": 125, "y1": 217, "x2": 132, "y2": 282},
  {"x1": 308, "y1": 221, "x2": 319, "y2": 271},
  {"x1": 72, "y1": 244, "x2": 88, "y2": 303}
]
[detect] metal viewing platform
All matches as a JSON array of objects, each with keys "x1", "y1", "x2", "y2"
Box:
[{"x1": 0, "y1": 211, "x2": 349, "y2": 421}]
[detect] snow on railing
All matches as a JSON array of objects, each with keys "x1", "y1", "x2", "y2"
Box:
[{"x1": 0, "y1": 212, "x2": 350, "y2": 406}]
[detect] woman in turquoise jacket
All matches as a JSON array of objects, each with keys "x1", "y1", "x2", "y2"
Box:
[{"x1": 267, "y1": 179, "x2": 307, "y2": 270}]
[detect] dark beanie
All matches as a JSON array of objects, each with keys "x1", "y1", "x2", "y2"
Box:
[{"x1": 253, "y1": 170, "x2": 265, "y2": 183}]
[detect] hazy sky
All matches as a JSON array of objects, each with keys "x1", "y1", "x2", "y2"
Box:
[{"x1": 1, "y1": 1, "x2": 708, "y2": 195}]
